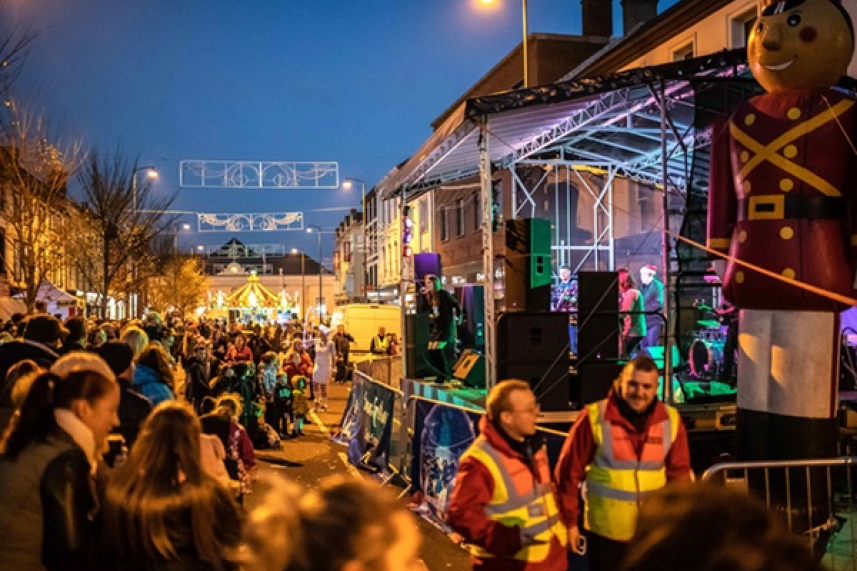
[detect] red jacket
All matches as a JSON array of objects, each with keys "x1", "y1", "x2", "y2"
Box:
[
  {"x1": 284, "y1": 352, "x2": 313, "y2": 381},
  {"x1": 554, "y1": 390, "x2": 692, "y2": 530},
  {"x1": 447, "y1": 417, "x2": 568, "y2": 571}
]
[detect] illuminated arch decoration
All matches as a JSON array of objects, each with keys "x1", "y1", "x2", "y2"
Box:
[
  {"x1": 180, "y1": 160, "x2": 339, "y2": 189},
  {"x1": 197, "y1": 212, "x2": 304, "y2": 232}
]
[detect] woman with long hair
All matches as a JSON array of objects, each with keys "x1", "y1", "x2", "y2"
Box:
[
  {"x1": 100, "y1": 401, "x2": 241, "y2": 571},
  {"x1": 242, "y1": 476, "x2": 421, "y2": 571},
  {"x1": 618, "y1": 268, "x2": 646, "y2": 359},
  {"x1": 133, "y1": 343, "x2": 176, "y2": 406},
  {"x1": 311, "y1": 328, "x2": 335, "y2": 412},
  {"x1": 0, "y1": 354, "x2": 120, "y2": 571}
]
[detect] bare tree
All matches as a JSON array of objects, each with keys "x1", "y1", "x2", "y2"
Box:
[
  {"x1": 0, "y1": 27, "x2": 35, "y2": 94},
  {"x1": 70, "y1": 150, "x2": 177, "y2": 318},
  {"x1": 147, "y1": 255, "x2": 210, "y2": 317},
  {"x1": 0, "y1": 101, "x2": 82, "y2": 311}
]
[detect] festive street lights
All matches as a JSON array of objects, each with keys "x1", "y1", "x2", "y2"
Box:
[
  {"x1": 343, "y1": 177, "x2": 368, "y2": 301},
  {"x1": 306, "y1": 225, "x2": 323, "y2": 322},
  {"x1": 479, "y1": 0, "x2": 530, "y2": 88}
]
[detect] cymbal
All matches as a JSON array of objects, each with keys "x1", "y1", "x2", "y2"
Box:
[{"x1": 697, "y1": 320, "x2": 720, "y2": 328}]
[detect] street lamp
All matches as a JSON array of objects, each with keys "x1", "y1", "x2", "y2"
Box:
[
  {"x1": 131, "y1": 165, "x2": 158, "y2": 214},
  {"x1": 292, "y1": 247, "x2": 306, "y2": 322},
  {"x1": 343, "y1": 177, "x2": 368, "y2": 301},
  {"x1": 173, "y1": 222, "x2": 191, "y2": 254},
  {"x1": 307, "y1": 225, "x2": 323, "y2": 323},
  {"x1": 479, "y1": 0, "x2": 529, "y2": 88}
]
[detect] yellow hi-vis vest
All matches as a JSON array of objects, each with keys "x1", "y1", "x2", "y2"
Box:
[
  {"x1": 460, "y1": 435, "x2": 567, "y2": 562},
  {"x1": 584, "y1": 400, "x2": 680, "y2": 542}
]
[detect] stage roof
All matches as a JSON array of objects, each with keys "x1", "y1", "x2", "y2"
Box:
[{"x1": 381, "y1": 48, "x2": 756, "y2": 198}]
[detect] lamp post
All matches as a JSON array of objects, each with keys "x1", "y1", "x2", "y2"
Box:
[
  {"x1": 173, "y1": 222, "x2": 191, "y2": 254},
  {"x1": 129, "y1": 166, "x2": 157, "y2": 319},
  {"x1": 293, "y1": 247, "x2": 306, "y2": 322},
  {"x1": 343, "y1": 177, "x2": 368, "y2": 302},
  {"x1": 307, "y1": 225, "x2": 323, "y2": 323},
  {"x1": 479, "y1": 0, "x2": 529, "y2": 88},
  {"x1": 131, "y1": 165, "x2": 158, "y2": 214}
]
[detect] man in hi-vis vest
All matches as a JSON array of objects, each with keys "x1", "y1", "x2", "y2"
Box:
[
  {"x1": 555, "y1": 356, "x2": 692, "y2": 571},
  {"x1": 447, "y1": 380, "x2": 567, "y2": 571}
]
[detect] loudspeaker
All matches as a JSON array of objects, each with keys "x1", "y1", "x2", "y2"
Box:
[
  {"x1": 577, "y1": 271, "x2": 619, "y2": 361},
  {"x1": 572, "y1": 362, "x2": 623, "y2": 408},
  {"x1": 405, "y1": 313, "x2": 432, "y2": 379},
  {"x1": 497, "y1": 313, "x2": 572, "y2": 411},
  {"x1": 504, "y1": 218, "x2": 552, "y2": 312},
  {"x1": 452, "y1": 349, "x2": 485, "y2": 389},
  {"x1": 414, "y1": 253, "x2": 442, "y2": 282}
]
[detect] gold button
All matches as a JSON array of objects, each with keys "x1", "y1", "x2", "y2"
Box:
[
  {"x1": 743, "y1": 180, "x2": 752, "y2": 194},
  {"x1": 780, "y1": 226, "x2": 794, "y2": 240},
  {"x1": 787, "y1": 107, "x2": 801, "y2": 120},
  {"x1": 740, "y1": 151, "x2": 750, "y2": 163},
  {"x1": 782, "y1": 268, "x2": 795, "y2": 280},
  {"x1": 744, "y1": 114, "x2": 756, "y2": 126},
  {"x1": 784, "y1": 145, "x2": 798, "y2": 158},
  {"x1": 780, "y1": 178, "x2": 794, "y2": 192},
  {"x1": 738, "y1": 230, "x2": 748, "y2": 243},
  {"x1": 736, "y1": 271, "x2": 745, "y2": 284}
]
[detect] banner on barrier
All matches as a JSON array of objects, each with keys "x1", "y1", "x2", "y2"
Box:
[
  {"x1": 410, "y1": 399, "x2": 481, "y2": 521},
  {"x1": 332, "y1": 374, "x2": 397, "y2": 475}
]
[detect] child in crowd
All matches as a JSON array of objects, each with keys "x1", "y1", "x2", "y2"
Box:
[
  {"x1": 258, "y1": 351, "x2": 279, "y2": 430},
  {"x1": 273, "y1": 372, "x2": 293, "y2": 438},
  {"x1": 291, "y1": 376, "x2": 309, "y2": 437}
]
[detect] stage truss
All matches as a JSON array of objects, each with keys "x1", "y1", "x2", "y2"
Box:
[
  {"x1": 197, "y1": 212, "x2": 304, "y2": 232},
  {"x1": 382, "y1": 49, "x2": 754, "y2": 391},
  {"x1": 180, "y1": 160, "x2": 339, "y2": 189}
]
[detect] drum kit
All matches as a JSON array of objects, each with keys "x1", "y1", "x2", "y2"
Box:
[{"x1": 688, "y1": 303, "x2": 727, "y2": 380}]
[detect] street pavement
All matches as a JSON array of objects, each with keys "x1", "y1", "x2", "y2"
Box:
[{"x1": 247, "y1": 381, "x2": 472, "y2": 571}]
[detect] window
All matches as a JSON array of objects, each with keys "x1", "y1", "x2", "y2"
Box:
[
  {"x1": 473, "y1": 193, "x2": 481, "y2": 232},
  {"x1": 731, "y1": 8, "x2": 758, "y2": 48},
  {"x1": 440, "y1": 207, "x2": 449, "y2": 242},
  {"x1": 419, "y1": 200, "x2": 428, "y2": 234},
  {"x1": 456, "y1": 199, "x2": 465, "y2": 237},
  {"x1": 672, "y1": 40, "x2": 694, "y2": 61}
]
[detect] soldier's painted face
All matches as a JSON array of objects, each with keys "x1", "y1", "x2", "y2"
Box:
[{"x1": 748, "y1": 0, "x2": 853, "y2": 93}]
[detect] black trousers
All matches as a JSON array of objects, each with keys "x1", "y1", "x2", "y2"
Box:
[{"x1": 586, "y1": 532, "x2": 629, "y2": 571}]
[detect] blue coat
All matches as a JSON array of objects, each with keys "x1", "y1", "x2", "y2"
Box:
[{"x1": 132, "y1": 364, "x2": 174, "y2": 407}]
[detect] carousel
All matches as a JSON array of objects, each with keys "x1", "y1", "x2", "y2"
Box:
[{"x1": 209, "y1": 271, "x2": 297, "y2": 324}]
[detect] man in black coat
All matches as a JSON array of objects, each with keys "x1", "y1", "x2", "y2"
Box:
[
  {"x1": 0, "y1": 314, "x2": 62, "y2": 383},
  {"x1": 96, "y1": 341, "x2": 152, "y2": 449},
  {"x1": 332, "y1": 324, "x2": 355, "y2": 383}
]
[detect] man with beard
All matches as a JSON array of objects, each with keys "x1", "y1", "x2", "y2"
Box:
[{"x1": 555, "y1": 356, "x2": 692, "y2": 571}]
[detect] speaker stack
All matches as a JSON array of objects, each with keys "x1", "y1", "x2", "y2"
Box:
[
  {"x1": 504, "y1": 218, "x2": 552, "y2": 312},
  {"x1": 572, "y1": 271, "x2": 622, "y2": 407},
  {"x1": 496, "y1": 312, "x2": 572, "y2": 411},
  {"x1": 451, "y1": 349, "x2": 486, "y2": 389}
]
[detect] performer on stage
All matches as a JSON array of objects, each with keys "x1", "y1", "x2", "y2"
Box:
[
  {"x1": 638, "y1": 265, "x2": 664, "y2": 354},
  {"x1": 423, "y1": 274, "x2": 461, "y2": 381},
  {"x1": 618, "y1": 269, "x2": 646, "y2": 360},
  {"x1": 707, "y1": 0, "x2": 857, "y2": 461},
  {"x1": 552, "y1": 265, "x2": 577, "y2": 312},
  {"x1": 714, "y1": 301, "x2": 738, "y2": 388}
]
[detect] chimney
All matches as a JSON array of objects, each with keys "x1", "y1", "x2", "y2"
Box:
[
  {"x1": 581, "y1": 0, "x2": 613, "y2": 37},
  {"x1": 622, "y1": 0, "x2": 658, "y2": 35}
]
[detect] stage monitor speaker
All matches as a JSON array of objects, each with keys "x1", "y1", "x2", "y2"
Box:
[
  {"x1": 505, "y1": 218, "x2": 552, "y2": 312},
  {"x1": 577, "y1": 271, "x2": 619, "y2": 361},
  {"x1": 497, "y1": 313, "x2": 572, "y2": 411},
  {"x1": 571, "y1": 361, "x2": 624, "y2": 408},
  {"x1": 452, "y1": 349, "x2": 485, "y2": 389}
]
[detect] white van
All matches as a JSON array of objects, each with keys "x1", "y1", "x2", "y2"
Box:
[{"x1": 330, "y1": 303, "x2": 402, "y2": 354}]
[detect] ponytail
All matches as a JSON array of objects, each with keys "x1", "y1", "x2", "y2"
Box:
[{"x1": 0, "y1": 372, "x2": 60, "y2": 459}]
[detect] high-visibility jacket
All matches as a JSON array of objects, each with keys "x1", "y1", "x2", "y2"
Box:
[
  {"x1": 584, "y1": 399, "x2": 681, "y2": 541},
  {"x1": 460, "y1": 435, "x2": 567, "y2": 563}
]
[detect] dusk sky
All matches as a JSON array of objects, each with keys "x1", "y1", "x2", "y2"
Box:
[{"x1": 0, "y1": 0, "x2": 678, "y2": 259}]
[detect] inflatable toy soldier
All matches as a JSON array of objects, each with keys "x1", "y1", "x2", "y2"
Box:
[{"x1": 708, "y1": 0, "x2": 857, "y2": 461}]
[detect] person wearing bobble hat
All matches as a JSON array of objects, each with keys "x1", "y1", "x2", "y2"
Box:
[{"x1": 708, "y1": 0, "x2": 857, "y2": 462}]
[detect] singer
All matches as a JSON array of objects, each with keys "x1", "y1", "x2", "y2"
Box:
[{"x1": 422, "y1": 274, "x2": 461, "y2": 381}]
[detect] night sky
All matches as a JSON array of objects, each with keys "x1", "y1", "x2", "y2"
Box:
[{"x1": 0, "y1": 0, "x2": 677, "y2": 259}]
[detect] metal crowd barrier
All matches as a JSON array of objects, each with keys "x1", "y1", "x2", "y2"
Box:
[
  {"x1": 353, "y1": 356, "x2": 403, "y2": 389},
  {"x1": 703, "y1": 457, "x2": 857, "y2": 569}
]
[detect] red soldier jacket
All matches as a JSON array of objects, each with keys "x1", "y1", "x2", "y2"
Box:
[{"x1": 707, "y1": 87, "x2": 857, "y2": 311}]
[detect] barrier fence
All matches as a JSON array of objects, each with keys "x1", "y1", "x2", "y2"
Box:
[{"x1": 703, "y1": 457, "x2": 857, "y2": 569}]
